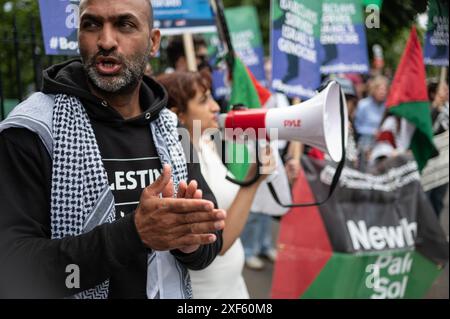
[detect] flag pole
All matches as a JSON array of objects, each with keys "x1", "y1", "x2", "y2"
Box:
[
  {"x1": 209, "y1": 0, "x2": 235, "y2": 73},
  {"x1": 439, "y1": 66, "x2": 448, "y2": 85},
  {"x1": 182, "y1": 33, "x2": 198, "y2": 72}
]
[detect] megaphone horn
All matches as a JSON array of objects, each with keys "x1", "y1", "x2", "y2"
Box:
[{"x1": 219, "y1": 81, "x2": 349, "y2": 162}]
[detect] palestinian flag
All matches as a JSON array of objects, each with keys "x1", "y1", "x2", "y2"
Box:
[
  {"x1": 383, "y1": 26, "x2": 438, "y2": 171},
  {"x1": 226, "y1": 56, "x2": 271, "y2": 180},
  {"x1": 229, "y1": 56, "x2": 271, "y2": 111},
  {"x1": 272, "y1": 156, "x2": 448, "y2": 299}
]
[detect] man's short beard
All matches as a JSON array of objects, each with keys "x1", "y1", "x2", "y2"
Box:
[{"x1": 83, "y1": 46, "x2": 151, "y2": 95}]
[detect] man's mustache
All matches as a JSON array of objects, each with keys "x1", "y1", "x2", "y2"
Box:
[{"x1": 88, "y1": 50, "x2": 125, "y2": 66}]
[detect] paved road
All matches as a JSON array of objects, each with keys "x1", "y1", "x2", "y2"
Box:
[
  {"x1": 243, "y1": 191, "x2": 449, "y2": 299},
  {"x1": 425, "y1": 191, "x2": 449, "y2": 299}
]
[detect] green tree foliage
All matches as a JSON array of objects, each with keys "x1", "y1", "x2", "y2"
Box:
[
  {"x1": 1, "y1": 0, "x2": 43, "y2": 99},
  {"x1": 365, "y1": 0, "x2": 428, "y2": 69}
]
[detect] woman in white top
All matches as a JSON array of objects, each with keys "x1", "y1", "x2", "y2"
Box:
[{"x1": 157, "y1": 71, "x2": 273, "y2": 298}]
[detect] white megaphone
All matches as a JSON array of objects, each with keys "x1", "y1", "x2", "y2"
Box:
[{"x1": 219, "y1": 81, "x2": 349, "y2": 162}]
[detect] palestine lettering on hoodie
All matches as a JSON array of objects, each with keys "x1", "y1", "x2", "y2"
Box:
[
  {"x1": 105, "y1": 157, "x2": 161, "y2": 217},
  {"x1": 43, "y1": 59, "x2": 165, "y2": 219},
  {"x1": 92, "y1": 122, "x2": 163, "y2": 218}
]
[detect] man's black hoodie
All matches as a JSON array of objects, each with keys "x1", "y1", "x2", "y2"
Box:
[{"x1": 0, "y1": 60, "x2": 221, "y2": 298}]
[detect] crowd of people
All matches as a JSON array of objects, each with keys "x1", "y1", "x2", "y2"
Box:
[
  {"x1": 151, "y1": 30, "x2": 450, "y2": 295},
  {"x1": 0, "y1": 0, "x2": 447, "y2": 299}
]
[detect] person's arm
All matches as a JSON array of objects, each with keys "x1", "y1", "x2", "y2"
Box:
[
  {"x1": 0, "y1": 129, "x2": 225, "y2": 297},
  {"x1": 284, "y1": 141, "x2": 303, "y2": 185},
  {"x1": 220, "y1": 177, "x2": 263, "y2": 255},
  {"x1": 169, "y1": 154, "x2": 224, "y2": 270},
  {"x1": 0, "y1": 128, "x2": 146, "y2": 298},
  {"x1": 432, "y1": 82, "x2": 448, "y2": 110},
  {"x1": 220, "y1": 147, "x2": 275, "y2": 255}
]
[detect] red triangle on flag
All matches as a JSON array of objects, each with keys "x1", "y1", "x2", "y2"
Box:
[
  {"x1": 386, "y1": 26, "x2": 429, "y2": 108},
  {"x1": 246, "y1": 66, "x2": 272, "y2": 107},
  {"x1": 271, "y1": 167, "x2": 333, "y2": 298}
]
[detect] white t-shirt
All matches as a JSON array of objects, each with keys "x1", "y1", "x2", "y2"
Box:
[{"x1": 189, "y1": 136, "x2": 250, "y2": 299}]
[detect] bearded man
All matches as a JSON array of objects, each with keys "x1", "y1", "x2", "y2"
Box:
[{"x1": 0, "y1": 0, "x2": 225, "y2": 299}]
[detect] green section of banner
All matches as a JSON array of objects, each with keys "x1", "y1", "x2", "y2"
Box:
[
  {"x1": 310, "y1": 1, "x2": 323, "y2": 37},
  {"x1": 322, "y1": 0, "x2": 365, "y2": 24},
  {"x1": 272, "y1": 0, "x2": 322, "y2": 37},
  {"x1": 301, "y1": 250, "x2": 443, "y2": 299},
  {"x1": 363, "y1": 0, "x2": 383, "y2": 8},
  {"x1": 272, "y1": 0, "x2": 284, "y2": 21},
  {"x1": 225, "y1": 6, "x2": 262, "y2": 49},
  {"x1": 426, "y1": 0, "x2": 449, "y2": 32}
]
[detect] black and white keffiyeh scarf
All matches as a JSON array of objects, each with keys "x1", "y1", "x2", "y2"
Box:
[{"x1": 0, "y1": 92, "x2": 191, "y2": 299}]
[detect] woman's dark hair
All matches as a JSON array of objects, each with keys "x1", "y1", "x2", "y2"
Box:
[
  {"x1": 166, "y1": 35, "x2": 208, "y2": 68},
  {"x1": 156, "y1": 70, "x2": 212, "y2": 115}
]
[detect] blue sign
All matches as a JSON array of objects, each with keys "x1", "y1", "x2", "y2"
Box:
[
  {"x1": 38, "y1": 0, "x2": 80, "y2": 56},
  {"x1": 424, "y1": 0, "x2": 449, "y2": 66},
  {"x1": 319, "y1": 0, "x2": 369, "y2": 74},
  {"x1": 271, "y1": 0, "x2": 323, "y2": 100},
  {"x1": 152, "y1": 0, "x2": 217, "y2": 35}
]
